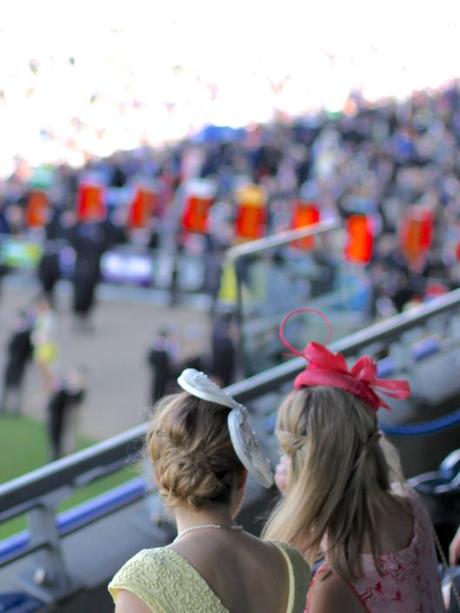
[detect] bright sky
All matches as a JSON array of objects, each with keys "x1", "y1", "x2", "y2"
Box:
[{"x1": 0, "y1": 0, "x2": 460, "y2": 171}]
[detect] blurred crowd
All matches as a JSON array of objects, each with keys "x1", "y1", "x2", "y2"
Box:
[
  {"x1": 1, "y1": 83, "x2": 460, "y2": 294},
  {"x1": 2, "y1": 82, "x2": 460, "y2": 456},
  {"x1": 2, "y1": 84, "x2": 460, "y2": 328}
]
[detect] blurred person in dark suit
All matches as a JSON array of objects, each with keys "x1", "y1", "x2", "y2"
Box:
[
  {"x1": 71, "y1": 222, "x2": 105, "y2": 330},
  {"x1": 0, "y1": 310, "x2": 34, "y2": 415},
  {"x1": 210, "y1": 313, "x2": 238, "y2": 387},
  {"x1": 47, "y1": 367, "x2": 87, "y2": 460},
  {"x1": 37, "y1": 241, "x2": 61, "y2": 307},
  {"x1": 147, "y1": 328, "x2": 178, "y2": 404}
]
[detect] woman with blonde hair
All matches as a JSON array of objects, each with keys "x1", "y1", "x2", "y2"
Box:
[
  {"x1": 109, "y1": 369, "x2": 310, "y2": 613},
  {"x1": 263, "y1": 308, "x2": 444, "y2": 612}
]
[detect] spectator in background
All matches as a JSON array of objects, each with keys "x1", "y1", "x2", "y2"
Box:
[
  {"x1": 168, "y1": 257, "x2": 179, "y2": 308},
  {"x1": 390, "y1": 270, "x2": 422, "y2": 313},
  {"x1": 46, "y1": 366, "x2": 87, "y2": 461},
  {"x1": 71, "y1": 222, "x2": 105, "y2": 331},
  {"x1": 0, "y1": 310, "x2": 34, "y2": 415},
  {"x1": 31, "y1": 295, "x2": 58, "y2": 393},
  {"x1": 37, "y1": 241, "x2": 61, "y2": 308},
  {"x1": 210, "y1": 313, "x2": 237, "y2": 387},
  {"x1": 147, "y1": 328, "x2": 178, "y2": 404}
]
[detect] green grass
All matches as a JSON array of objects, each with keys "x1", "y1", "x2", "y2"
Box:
[{"x1": 0, "y1": 414, "x2": 138, "y2": 539}]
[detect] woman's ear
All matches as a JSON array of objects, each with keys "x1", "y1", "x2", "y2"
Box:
[{"x1": 274, "y1": 454, "x2": 291, "y2": 495}]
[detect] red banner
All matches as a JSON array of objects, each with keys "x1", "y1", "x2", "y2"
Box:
[
  {"x1": 26, "y1": 190, "x2": 48, "y2": 228},
  {"x1": 400, "y1": 208, "x2": 433, "y2": 269},
  {"x1": 181, "y1": 180, "x2": 215, "y2": 234},
  {"x1": 344, "y1": 215, "x2": 374, "y2": 264},
  {"x1": 77, "y1": 184, "x2": 105, "y2": 222},
  {"x1": 291, "y1": 201, "x2": 320, "y2": 250},
  {"x1": 182, "y1": 195, "x2": 213, "y2": 233},
  {"x1": 128, "y1": 188, "x2": 156, "y2": 229},
  {"x1": 235, "y1": 185, "x2": 266, "y2": 241}
]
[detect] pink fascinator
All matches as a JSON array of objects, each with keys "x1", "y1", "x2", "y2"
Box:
[{"x1": 279, "y1": 308, "x2": 411, "y2": 410}]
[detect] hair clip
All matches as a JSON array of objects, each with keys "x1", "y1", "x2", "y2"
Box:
[{"x1": 177, "y1": 369, "x2": 273, "y2": 488}]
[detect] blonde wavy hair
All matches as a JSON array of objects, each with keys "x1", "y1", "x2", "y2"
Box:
[
  {"x1": 146, "y1": 392, "x2": 243, "y2": 509},
  {"x1": 263, "y1": 386, "x2": 405, "y2": 581}
]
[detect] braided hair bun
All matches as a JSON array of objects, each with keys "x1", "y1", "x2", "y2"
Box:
[{"x1": 147, "y1": 392, "x2": 243, "y2": 508}]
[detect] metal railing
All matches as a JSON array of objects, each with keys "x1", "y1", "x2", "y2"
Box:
[
  {"x1": 224, "y1": 218, "x2": 340, "y2": 261},
  {"x1": 2, "y1": 287, "x2": 460, "y2": 516},
  {"x1": 1, "y1": 287, "x2": 460, "y2": 603}
]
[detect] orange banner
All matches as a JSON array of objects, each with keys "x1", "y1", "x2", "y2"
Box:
[
  {"x1": 291, "y1": 201, "x2": 320, "y2": 250},
  {"x1": 26, "y1": 190, "x2": 48, "y2": 228},
  {"x1": 344, "y1": 215, "x2": 374, "y2": 264},
  {"x1": 128, "y1": 188, "x2": 156, "y2": 229},
  {"x1": 235, "y1": 185, "x2": 266, "y2": 241},
  {"x1": 400, "y1": 208, "x2": 433, "y2": 269},
  {"x1": 77, "y1": 184, "x2": 105, "y2": 222},
  {"x1": 182, "y1": 195, "x2": 213, "y2": 233}
]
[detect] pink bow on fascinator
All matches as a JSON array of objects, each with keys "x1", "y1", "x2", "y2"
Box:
[{"x1": 279, "y1": 308, "x2": 411, "y2": 410}]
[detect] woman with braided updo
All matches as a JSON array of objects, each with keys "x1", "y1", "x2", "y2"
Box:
[
  {"x1": 263, "y1": 309, "x2": 444, "y2": 612},
  {"x1": 109, "y1": 369, "x2": 310, "y2": 613}
]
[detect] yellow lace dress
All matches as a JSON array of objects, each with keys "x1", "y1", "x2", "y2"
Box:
[{"x1": 109, "y1": 541, "x2": 310, "y2": 612}]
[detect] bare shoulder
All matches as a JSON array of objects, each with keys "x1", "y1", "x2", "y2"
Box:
[
  {"x1": 114, "y1": 589, "x2": 152, "y2": 613},
  {"x1": 309, "y1": 571, "x2": 365, "y2": 613},
  {"x1": 247, "y1": 534, "x2": 293, "y2": 569}
]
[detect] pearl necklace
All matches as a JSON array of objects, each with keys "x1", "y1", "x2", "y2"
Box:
[{"x1": 173, "y1": 523, "x2": 243, "y2": 543}]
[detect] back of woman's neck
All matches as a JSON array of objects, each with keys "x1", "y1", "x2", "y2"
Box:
[{"x1": 174, "y1": 505, "x2": 235, "y2": 534}]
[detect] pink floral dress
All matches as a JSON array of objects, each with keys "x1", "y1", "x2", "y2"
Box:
[{"x1": 306, "y1": 488, "x2": 444, "y2": 612}]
